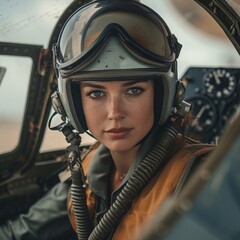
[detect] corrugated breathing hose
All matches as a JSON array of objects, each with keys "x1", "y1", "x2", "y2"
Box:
[
  {"x1": 61, "y1": 125, "x2": 93, "y2": 240},
  {"x1": 71, "y1": 166, "x2": 93, "y2": 240}
]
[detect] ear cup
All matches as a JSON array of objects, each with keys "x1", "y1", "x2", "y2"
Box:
[
  {"x1": 51, "y1": 91, "x2": 67, "y2": 117},
  {"x1": 173, "y1": 81, "x2": 186, "y2": 108}
]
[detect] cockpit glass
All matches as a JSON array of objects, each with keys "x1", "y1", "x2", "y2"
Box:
[
  {"x1": 142, "y1": 0, "x2": 240, "y2": 77},
  {"x1": 0, "y1": 56, "x2": 32, "y2": 153},
  {"x1": 0, "y1": 0, "x2": 73, "y2": 154},
  {"x1": 225, "y1": 0, "x2": 240, "y2": 15},
  {"x1": 0, "y1": 0, "x2": 72, "y2": 47},
  {"x1": 0, "y1": 67, "x2": 6, "y2": 85}
]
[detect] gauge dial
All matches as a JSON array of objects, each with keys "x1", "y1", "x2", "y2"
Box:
[
  {"x1": 204, "y1": 69, "x2": 237, "y2": 99},
  {"x1": 186, "y1": 96, "x2": 217, "y2": 133},
  {"x1": 221, "y1": 104, "x2": 240, "y2": 127}
]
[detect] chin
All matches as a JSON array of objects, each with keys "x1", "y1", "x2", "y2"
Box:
[{"x1": 104, "y1": 140, "x2": 137, "y2": 153}]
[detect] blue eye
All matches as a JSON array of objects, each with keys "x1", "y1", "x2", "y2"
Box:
[
  {"x1": 89, "y1": 90, "x2": 104, "y2": 98},
  {"x1": 127, "y1": 87, "x2": 143, "y2": 95}
]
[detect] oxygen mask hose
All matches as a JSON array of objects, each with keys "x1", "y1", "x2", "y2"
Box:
[
  {"x1": 68, "y1": 151, "x2": 92, "y2": 240},
  {"x1": 48, "y1": 114, "x2": 92, "y2": 239},
  {"x1": 62, "y1": 125, "x2": 93, "y2": 240},
  {"x1": 89, "y1": 122, "x2": 178, "y2": 240}
]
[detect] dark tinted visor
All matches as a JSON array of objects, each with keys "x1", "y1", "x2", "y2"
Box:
[{"x1": 55, "y1": 1, "x2": 180, "y2": 70}]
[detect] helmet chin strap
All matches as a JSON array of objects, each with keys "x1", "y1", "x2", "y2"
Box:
[{"x1": 85, "y1": 130, "x2": 96, "y2": 140}]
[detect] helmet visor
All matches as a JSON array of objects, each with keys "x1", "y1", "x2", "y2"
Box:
[{"x1": 55, "y1": 1, "x2": 180, "y2": 71}]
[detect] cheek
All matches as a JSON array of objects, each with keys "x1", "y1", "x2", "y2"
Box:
[
  {"x1": 82, "y1": 103, "x2": 105, "y2": 133},
  {"x1": 82, "y1": 105, "x2": 96, "y2": 125},
  {"x1": 134, "y1": 96, "x2": 154, "y2": 128},
  {"x1": 81, "y1": 97, "x2": 94, "y2": 130},
  {"x1": 144, "y1": 104, "x2": 154, "y2": 127}
]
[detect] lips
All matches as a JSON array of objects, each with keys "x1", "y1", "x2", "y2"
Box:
[{"x1": 105, "y1": 127, "x2": 132, "y2": 139}]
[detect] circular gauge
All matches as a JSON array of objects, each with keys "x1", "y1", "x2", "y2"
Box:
[
  {"x1": 204, "y1": 69, "x2": 237, "y2": 99},
  {"x1": 221, "y1": 104, "x2": 240, "y2": 127},
  {"x1": 186, "y1": 96, "x2": 217, "y2": 133}
]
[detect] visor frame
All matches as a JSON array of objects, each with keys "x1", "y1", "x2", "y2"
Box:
[{"x1": 53, "y1": 0, "x2": 182, "y2": 76}]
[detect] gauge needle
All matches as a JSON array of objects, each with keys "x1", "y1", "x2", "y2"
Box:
[
  {"x1": 213, "y1": 71, "x2": 221, "y2": 85},
  {"x1": 191, "y1": 106, "x2": 207, "y2": 127}
]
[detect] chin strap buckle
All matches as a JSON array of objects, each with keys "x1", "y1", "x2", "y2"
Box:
[{"x1": 174, "y1": 100, "x2": 191, "y2": 118}]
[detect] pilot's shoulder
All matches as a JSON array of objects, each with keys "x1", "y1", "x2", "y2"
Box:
[{"x1": 182, "y1": 135, "x2": 216, "y2": 158}]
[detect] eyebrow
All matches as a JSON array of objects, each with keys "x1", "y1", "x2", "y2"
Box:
[
  {"x1": 80, "y1": 80, "x2": 148, "y2": 89},
  {"x1": 122, "y1": 79, "x2": 148, "y2": 86},
  {"x1": 80, "y1": 82, "x2": 105, "y2": 89}
]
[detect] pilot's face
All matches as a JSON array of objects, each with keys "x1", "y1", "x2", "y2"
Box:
[{"x1": 80, "y1": 80, "x2": 154, "y2": 153}]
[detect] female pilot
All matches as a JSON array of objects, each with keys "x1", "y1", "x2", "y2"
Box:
[{"x1": 52, "y1": 0, "x2": 214, "y2": 239}]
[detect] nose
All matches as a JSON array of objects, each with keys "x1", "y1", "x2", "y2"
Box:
[{"x1": 107, "y1": 96, "x2": 125, "y2": 121}]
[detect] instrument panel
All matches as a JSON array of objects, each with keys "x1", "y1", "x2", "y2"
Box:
[{"x1": 182, "y1": 67, "x2": 240, "y2": 144}]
